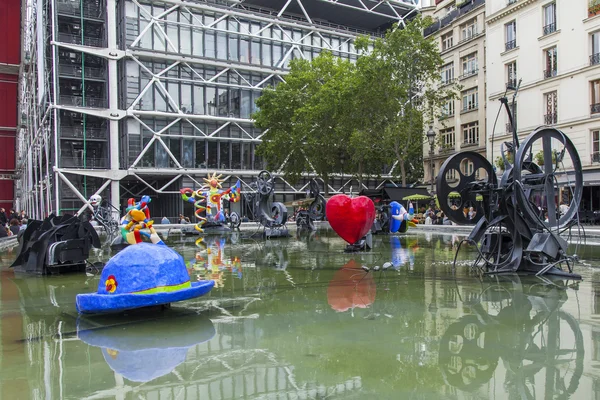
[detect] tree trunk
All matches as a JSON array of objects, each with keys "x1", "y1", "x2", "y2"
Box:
[
  {"x1": 358, "y1": 161, "x2": 363, "y2": 190},
  {"x1": 399, "y1": 159, "x2": 407, "y2": 187}
]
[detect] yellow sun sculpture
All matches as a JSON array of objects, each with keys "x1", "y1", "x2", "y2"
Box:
[{"x1": 180, "y1": 173, "x2": 241, "y2": 232}]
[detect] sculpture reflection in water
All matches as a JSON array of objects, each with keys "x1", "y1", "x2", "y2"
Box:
[
  {"x1": 188, "y1": 236, "x2": 243, "y2": 288},
  {"x1": 77, "y1": 314, "x2": 215, "y2": 383},
  {"x1": 439, "y1": 276, "x2": 583, "y2": 398},
  {"x1": 327, "y1": 259, "x2": 376, "y2": 315}
]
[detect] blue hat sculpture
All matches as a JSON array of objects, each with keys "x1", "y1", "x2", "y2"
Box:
[
  {"x1": 77, "y1": 315, "x2": 215, "y2": 382},
  {"x1": 76, "y1": 243, "x2": 214, "y2": 314}
]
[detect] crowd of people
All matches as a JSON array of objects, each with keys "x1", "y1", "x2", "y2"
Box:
[{"x1": 0, "y1": 208, "x2": 27, "y2": 238}]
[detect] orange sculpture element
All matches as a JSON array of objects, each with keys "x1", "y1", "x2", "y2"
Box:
[
  {"x1": 327, "y1": 260, "x2": 376, "y2": 312},
  {"x1": 105, "y1": 275, "x2": 118, "y2": 293}
]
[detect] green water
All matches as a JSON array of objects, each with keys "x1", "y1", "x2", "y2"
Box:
[{"x1": 1, "y1": 229, "x2": 600, "y2": 399}]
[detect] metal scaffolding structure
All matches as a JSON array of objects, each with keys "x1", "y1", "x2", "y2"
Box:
[{"x1": 17, "y1": 0, "x2": 418, "y2": 219}]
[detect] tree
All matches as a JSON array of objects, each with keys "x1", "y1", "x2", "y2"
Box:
[
  {"x1": 253, "y1": 52, "x2": 355, "y2": 194},
  {"x1": 352, "y1": 16, "x2": 459, "y2": 186}
]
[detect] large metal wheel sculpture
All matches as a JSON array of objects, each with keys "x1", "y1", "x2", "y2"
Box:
[
  {"x1": 513, "y1": 127, "x2": 583, "y2": 230},
  {"x1": 437, "y1": 151, "x2": 497, "y2": 225},
  {"x1": 297, "y1": 179, "x2": 327, "y2": 231},
  {"x1": 438, "y1": 84, "x2": 584, "y2": 278}
]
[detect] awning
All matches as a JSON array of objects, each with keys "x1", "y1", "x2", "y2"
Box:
[{"x1": 359, "y1": 187, "x2": 431, "y2": 203}]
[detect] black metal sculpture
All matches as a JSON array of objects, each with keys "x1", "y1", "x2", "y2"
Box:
[
  {"x1": 437, "y1": 80, "x2": 583, "y2": 278},
  {"x1": 296, "y1": 179, "x2": 327, "y2": 231},
  {"x1": 87, "y1": 195, "x2": 121, "y2": 241},
  {"x1": 244, "y1": 170, "x2": 289, "y2": 238},
  {"x1": 11, "y1": 213, "x2": 101, "y2": 274}
]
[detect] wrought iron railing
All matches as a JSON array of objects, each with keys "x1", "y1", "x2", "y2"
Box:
[
  {"x1": 544, "y1": 113, "x2": 557, "y2": 125},
  {"x1": 592, "y1": 152, "x2": 600, "y2": 163},
  {"x1": 423, "y1": 0, "x2": 485, "y2": 36},
  {"x1": 462, "y1": 104, "x2": 478, "y2": 113},
  {"x1": 543, "y1": 69, "x2": 557, "y2": 79},
  {"x1": 505, "y1": 40, "x2": 517, "y2": 51},
  {"x1": 459, "y1": 69, "x2": 478, "y2": 79},
  {"x1": 506, "y1": 79, "x2": 517, "y2": 89},
  {"x1": 59, "y1": 64, "x2": 105, "y2": 80},
  {"x1": 57, "y1": 33, "x2": 105, "y2": 48},
  {"x1": 543, "y1": 23, "x2": 556, "y2": 35},
  {"x1": 506, "y1": 122, "x2": 513, "y2": 133},
  {"x1": 60, "y1": 126, "x2": 108, "y2": 140},
  {"x1": 591, "y1": 103, "x2": 600, "y2": 114},
  {"x1": 60, "y1": 157, "x2": 108, "y2": 169},
  {"x1": 59, "y1": 95, "x2": 107, "y2": 108},
  {"x1": 591, "y1": 53, "x2": 600, "y2": 66},
  {"x1": 507, "y1": 0, "x2": 518, "y2": 4},
  {"x1": 56, "y1": 0, "x2": 104, "y2": 19},
  {"x1": 462, "y1": 139, "x2": 479, "y2": 147}
]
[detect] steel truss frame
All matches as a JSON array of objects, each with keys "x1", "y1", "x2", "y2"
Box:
[{"x1": 17, "y1": 0, "x2": 417, "y2": 218}]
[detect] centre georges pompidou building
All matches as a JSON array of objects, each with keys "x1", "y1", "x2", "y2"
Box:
[{"x1": 18, "y1": 0, "x2": 419, "y2": 219}]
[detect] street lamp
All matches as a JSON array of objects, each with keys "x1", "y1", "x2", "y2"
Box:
[{"x1": 426, "y1": 126, "x2": 436, "y2": 195}]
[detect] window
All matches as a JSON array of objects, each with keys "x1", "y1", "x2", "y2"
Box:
[
  {"x1": 460, "y1": 19, "x2": 477, "y2": 41},
  {"x1": 544, "y1": 91, "x2": 557, "y2": 124},
  {"x1": 593, "y1": 130, "x2": 600, "y2": 162},
  {"x1": 544, "y1": 46, "x2": 557, "y2": 78},
  {"x1": 543, "y1": 3, "x2": 556, "y2": 35},
  {"x1": 506, "y1": 61, "x2": 517, "y2": 88},
  {"x1": 441, "y1": 32, "x2": 454, "y2": 51},
  {"x1": 441, "y1": 128, "x2": 455, "y2": 149},
  {"x1": 505, "y1": 21, "x2": 517, "y2": 51},
  {"x1": 591, "y1": 32, "x2": 600, "y2": 65},
  {"x1": 441, "y1": 62, "x2": 454, "y2": 84},
  {"x1": 441, "y1": 99, "x2": 455, "y2": 117},
  {"x1": 461, "y1": 159, "x2": 474, "y2": 176},
  {"x1": 507, "y1": 102, "x2": 517, "y2": 132},
  {"x1": 591, "y1": 80, "x2": 600, "y2": 114},
  {"x1": 462, "y1": 122, "x2": 479, "y2": 145},
  {"x1": 462, "y1": 88, "x2": 478, "y2": 111},
  {"x1": 461, "y1": 53, "x2": 478, "y2": 77}
]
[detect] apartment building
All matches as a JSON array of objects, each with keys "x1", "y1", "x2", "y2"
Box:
[
  {"x1": 422, "y1": 0, "x2": 487, "y2": 191},
  {"x1": 486, "y1": 0, "x2": 600, "y2": 209}
]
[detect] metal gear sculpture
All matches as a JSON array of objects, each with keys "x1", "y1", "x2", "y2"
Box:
[
  {"x1": 296, "y1": 179, "x2": 327, "y2": 231},
  {"x1": 436, "y1": 81, "x2": 583, "y2": 278},
  {"x1": 246, "y1": 170, "x2": 289, "y2": 238}
]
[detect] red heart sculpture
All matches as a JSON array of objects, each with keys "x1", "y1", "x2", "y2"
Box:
[{"x1": 326, "y1": 194, "x2": 376, "y2": 245}]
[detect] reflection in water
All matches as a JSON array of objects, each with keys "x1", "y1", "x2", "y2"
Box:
[
  {"x1": 439, "y1": 276, "x2": 584, "y2": 399},
  {"x1": 3, "y1": 231, "x2": 600, "y2": 399},
  {"x1": 327, "y1": 260, "x2": 376, "y2": 313},
  {"x1": 189, "y1": 237, "x2": 243, "y2": 287},
  {"x1": 77, "y1": 314, "x2": 215, "y2": 382}
]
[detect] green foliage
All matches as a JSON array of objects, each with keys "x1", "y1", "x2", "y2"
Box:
[
  {"x1": 253, "y1": 16, "x2": 458, "y2": 188},
  {"x1": 254, "y1": 52, "x2": 355, "y2": 190},
  {"x1": 534, "y1": 149, "x2": 556, "y2": 166},
  {"x1": 495, "y1": 152, "x2": 514, "y2": 170}
]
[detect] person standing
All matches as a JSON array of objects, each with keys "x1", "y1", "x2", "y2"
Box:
[
  {"x1": 0, "y1": 208, "x2": 6, "y2": 226},
  {"x1": 9, "y1": 219, "x2": 20, "y2": 236}
]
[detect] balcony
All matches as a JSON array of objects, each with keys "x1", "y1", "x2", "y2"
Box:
[
  {"x1": 506, "y1": 122, "x2": 513, "y2": 133},
  {"x1": 505, "y1": 40, "x2": 517, "y2": 51},
  {"x1": 543, "y1": 23, "x2": 556, "y2": 36},
  {"x1": 591, "y1": 53, "x2": 600, "y2": 66},
  {"x1": 543, "y1": 69, "x2": 557, "y2": 79},
  {"x1": 544, "y1": 113, "x2": 558, "y2": 125},
  {"x1": 56, "y1": 0, "x2": 104, "y2": 20},
  {"x1": 57, "y1": 33, "x2": 105, "y2": 48},
  {"x1": 506, "y1": 79, "x2": 517, "y2": 89},
  {"x1": 458, "y1": 31, "x2": 479, "y2": 45},
  {"x1": 459, "y1": 69, "x2": 478, "y2": 80},
  {"x1": 59, "y1": 64, "x2": 105, "y2": 80},
  {"x1": 461, "y1": 139, "x2": 479, "y2": 148},
  {"x1": 423, "y1": 0, "x2": 485, "y2": 37},
  {"x1": 60, "y1": 95, "x2": 107, "y2": 108},
  {"x1": 593, "y1": 152, "x2": 600, "y2": 163},
  {"x1": 61, "y1": 126, "x2": 108, "y2": 140},
  {"x1": 462, "y1": 104, "x2": 478, "y2": 113},
  {"x1": 61, "y1": 157, "x2": 108, "y2": 169},
  {"x1": 592, "y1": 103, "x2": 600, "y2": 114}
]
